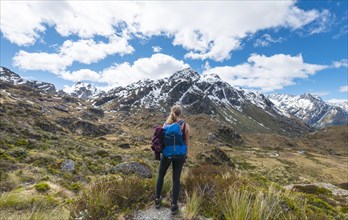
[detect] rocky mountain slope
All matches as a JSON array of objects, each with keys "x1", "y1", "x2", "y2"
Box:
[
  {"x1": 0, "y1": 66, "x2": 56, "y2": 94},
  {"x1": 94, "y1": 68, "x2": 310, "y2": 136},
  {"x1": 1, "y1": 66, "x2": 345, "y2": 130},
  {"x1": 268, "y1": 93, "x2": 348, "y2": 128}
]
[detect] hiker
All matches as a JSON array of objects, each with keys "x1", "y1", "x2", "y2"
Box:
[{"x1": 155, "y1": 104, "x2": 190, "y2": 215}]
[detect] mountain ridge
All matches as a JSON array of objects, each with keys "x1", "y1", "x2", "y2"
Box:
[
  {"x1": 1, "y1": 66, "x2": 346, "y2": 129},
  {"x1": 268, "y1": 93, "x2": 348, "y2": 128}
]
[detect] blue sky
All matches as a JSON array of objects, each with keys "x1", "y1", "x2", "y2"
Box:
[{"x1": 0, "y1": 1, "x2": 347, "y2": 103}]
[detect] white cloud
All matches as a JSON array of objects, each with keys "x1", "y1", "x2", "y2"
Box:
[
  {"x1": 13, "y1": 50, "x2": 72, "y2": 73},
  {"x1": 203, "y1": 53, "x2": 328, "y2": 92},
  {"x1": 339, "y1": 85, "x2": 348, "y2": 92},
  {"x1": 306, "y1": 9, "x2": 334, "y2": 35},
  {"x1": 254, "y1": 34, "x2": 283, "y2": 47},
  {"x1": 333, "y1": 25, "x2": 348, "y2": 39},
  {"x1": 327, "y1": 99, "x2": 347, "y2": 104},
  {"x1": 332, "y1": 59, "x2": 348, "y2": 68},
  {"x1": 60, "y1": 36, "x2": 134, "y2": 64},
  {"x1": 60, "y1": 69, "x2": 101, "y2": 82},
  {"x1": 152, "y1": 46, "x2": 162, "y2": 53},
  {"x1": 327, "y1": 99, "x2": 348, "y2": 110},
  {"x1": 12, "y1": 36, "x2": 134, "y2": 72},
  {"x1": 101, "y1": 53, "x2": 189, "y2": 86},
  {"x1": 1, "y1": 1, "x2": 328, "y2": 61}
]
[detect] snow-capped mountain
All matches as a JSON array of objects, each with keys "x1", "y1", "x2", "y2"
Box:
[
  {"x1": 63, "y1": 82, "x2": 106, "y2": 99},
  {"x1": 0, "y1": 66, "x2": 56, "y2": 94},
  {"x1": 94, "y1": 68, "x2": 310, "y2": 135},
  {"x1": 329, "y1": 101, "x2": 348, "y2": 112},
  {"x1": 268, "y1": 94, "x2": 348, "y2": 128}
]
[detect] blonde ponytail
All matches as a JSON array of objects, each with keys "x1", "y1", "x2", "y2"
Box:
[{"x1": 165, "y1": 104, "x2": 182, "y2": 124}]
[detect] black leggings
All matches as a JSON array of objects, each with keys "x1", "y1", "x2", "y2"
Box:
[{"x1": 156, "y1": 155, "x2": 185, "y2": 204}]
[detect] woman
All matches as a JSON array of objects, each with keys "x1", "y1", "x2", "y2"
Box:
[{"x1": 155, "y1": 104, "x2": 190, "y2": 215}]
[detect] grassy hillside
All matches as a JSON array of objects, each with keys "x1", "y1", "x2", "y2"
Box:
[{"x1": 0, "y1": 82, "x2": 347, "y2": 219}]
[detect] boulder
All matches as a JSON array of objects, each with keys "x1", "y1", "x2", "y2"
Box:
[
  {"x1": 197, "y1": 148, "x2": 235, "y2": 168},
  {"x1": 207, "y1": 133, "x2": 216, "y2": 143},
  {"x1": 61, "y1": 159, "x2": 74, "y2": 171},
  {"x1": 110, "y1": 162, "x2": 152, "y2": 178},
  {"x1": 119, "y1": 143, "x2": 130, "y2": 149}
]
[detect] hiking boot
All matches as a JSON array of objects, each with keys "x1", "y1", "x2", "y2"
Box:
[
  {"x1": 155, "y1": 197, "x2": 162, "y2": 209},
  {"x1": 171, "y1": 203, "x2": 178, "y2": 215}
]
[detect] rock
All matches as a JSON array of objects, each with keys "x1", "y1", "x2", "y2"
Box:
[
  {"x1": 198, "y1": 148, "x2": 235, "y2": 168},
  {"x1": 207, "y1": 133, "x2": 216, "y2": 143},
  {"x1": 285, "y1": 183, "x2": 348, "y2": 197},
  {"x1": 217, "y1": 126, "x2": 243, "y2": 145},
  {"x1": 110, "y1": 162, "x2": 152, "y2": 178},
  {"x1": 119, "y1": 143, "x2": 131, "y2": 149},
  {"x1": 0, "y1": 144, "x2": 9, "y2": 150},
  {"x1": 61, "y1": 159, "x2": 74, "y2": 171},
  {"x1": 110, "y1": 154, "x2": 122, "y2": 161},
  {"x1": 95, "y1": 149, "x2": 109, "y2": 158},
  {"x1": 298, "y1": 150, "x2": 305, "y2": 155}
]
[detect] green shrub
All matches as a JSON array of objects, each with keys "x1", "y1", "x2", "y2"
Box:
[
  {"x1": 16, "y1": 139, "x2": 29, "y2": 146},
  {"x1": 41, "y1": 176, "x2": 49, "y2": 181},
  {"x1": 293, "y1": 185, "x2": 332, "y2": 195},
  {"x1": 8, "y1": 148, "x2": 28, "y2": 159},
  {"x1": 69, "y1": 182, "x2": 81, "y2": 192},
  {"x1": 35, "y1": 182, "x2": 50, "y2": 192},
  {"x1": 305, "y1": 194, "x2": 337, "y2": 216},
  {"x1": 0, "y1": 149, "x2": 16, "y2": 162}
]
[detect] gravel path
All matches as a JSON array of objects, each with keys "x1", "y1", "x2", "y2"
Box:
[{"x1": 134, "y1": 206, "x2": 184, "y2": 220}]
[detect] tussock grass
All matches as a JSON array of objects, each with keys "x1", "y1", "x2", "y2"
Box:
[
  {"x1": 184, "y1": 190, "x2": 203, "y2": 220},
  {"x1": 181, "y1": 164, "x2": 342, "y2": 219},
  {"x1": 0, "y1": 189, "x2": 68, "y2": 220},
  {"x1": 0, "y1": 190, "x2": 59, "y2": 210},
  {"x1": 0, "y1": 205, "x2": 69, "y2": 220},
  {"x1": 70, "y1": 175, "x2": 153, "y2": 219}
]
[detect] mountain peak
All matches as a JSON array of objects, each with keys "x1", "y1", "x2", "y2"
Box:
[
  {"x1": 300, "y1": 93, "x2": 321, "y2": 101},
  {"x1": 64, "y1": 82, "x2": 102, "y2": 99},
  {"x1": 169, "y1": 68, "x2": 200, "y2": 81}
]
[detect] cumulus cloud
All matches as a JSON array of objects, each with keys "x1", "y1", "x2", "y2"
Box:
[
  {"x1": 60, "y1": 69, "x2": 101, "y2": 82},
  {"x1": 152, "y1": 46, "x2": 162, "y2": 53},
  {"x1": 13, "y1": 51, "x2": 72, "y2": 73},
  {"x1": 100, "y1": 53, "x2": 189, "y2": 86},
  {"x1": 60, "y1": 36, "x2": 134, "y2": 64},
  {"x1": 1, "y1": 1, "x2": 328, "y2": 61},
  {"x1": 203, "y1": 53, "x2": 328, "y2": 92},
  {"x1": 27, "y1": 53, "x2": 188, "y2": 85},
  {"x1": 12, "y1": 36, "x2": 134, "y2": 72},
  {"x1": 339, "y1": 85, "x2": 348, "y2": 92}
]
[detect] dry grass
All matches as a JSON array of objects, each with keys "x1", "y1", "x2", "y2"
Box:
[
  {"x1": 0, "y1": 189, "x2": 69, "y2": 220},
  {"x1": 184, "y1": 190, "x2": 203, "y2": 220},
  {"x1": 70, "y1": 175, "x2": 153, "y2": 219}
]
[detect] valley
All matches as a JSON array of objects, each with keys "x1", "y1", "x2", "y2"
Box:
[{"x1": 0, "y1": 67, "x2": 347, "y2": 219}]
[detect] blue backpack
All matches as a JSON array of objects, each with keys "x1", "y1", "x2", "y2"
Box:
[{"x1": 162, "y1": 120, "x2": 187, "y2": 157}]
